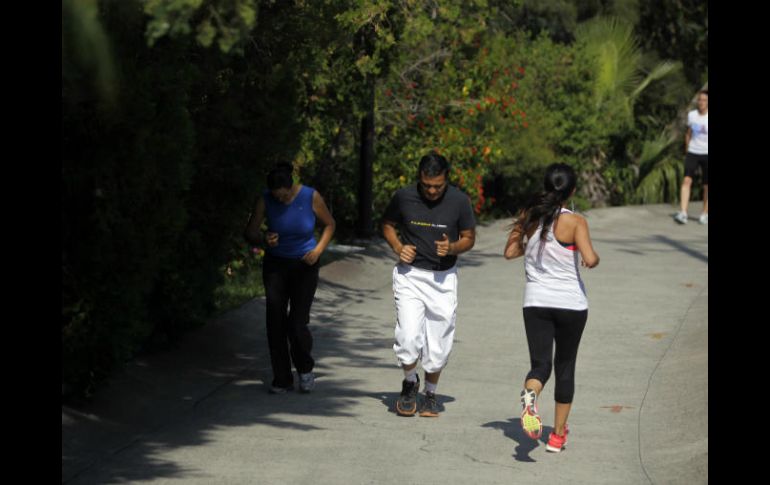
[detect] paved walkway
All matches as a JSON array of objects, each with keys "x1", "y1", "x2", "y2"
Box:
[{"x1": 62, "y1": 204, "x2": 708, "y2": 484}]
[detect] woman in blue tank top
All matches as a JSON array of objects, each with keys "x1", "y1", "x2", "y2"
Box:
[{"x1": 245, "y1": 163, "x2": 335, "y2": 394}]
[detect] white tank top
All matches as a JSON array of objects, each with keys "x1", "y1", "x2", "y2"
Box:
[{"x1": 523, "y1": 208, "x2": 588, "y2": 310}]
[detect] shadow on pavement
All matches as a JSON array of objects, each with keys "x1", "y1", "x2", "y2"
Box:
[
  {"x1": 482, "y1": 418, "x2": 550, "y2": 463},
  {"x1": 369, "y1": 391, "x2": 457, "y2": 416}
]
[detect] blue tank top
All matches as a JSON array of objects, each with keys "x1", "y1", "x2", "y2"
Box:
[{"x1": 263, "y1": 185, "x2": 317, "y2": 259}]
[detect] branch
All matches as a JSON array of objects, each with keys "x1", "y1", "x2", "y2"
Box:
[{"x1": 399, "y1": 49, "x2": 452, "y2": 82}]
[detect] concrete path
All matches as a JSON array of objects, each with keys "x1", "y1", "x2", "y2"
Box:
[{"x1": 62, "y1": 204, "x2": 708, "y2": 484}]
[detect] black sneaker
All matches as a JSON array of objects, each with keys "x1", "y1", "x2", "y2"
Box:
[
  {"x1": 419, "y1": 391, "x2": 440, "y2": 417},
  {"x1": 396, "y1": 376, "x2": 420, "y2": 416}
]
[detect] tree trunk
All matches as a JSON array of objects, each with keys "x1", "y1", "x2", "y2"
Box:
[
  {"x1": 356, "y1": 21, "x2": 376, "y2": 239},
  {"x1": 357, "y1": 79, "x2": 375, "y2": 238}
]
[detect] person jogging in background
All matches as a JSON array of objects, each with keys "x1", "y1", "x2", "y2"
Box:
[
  {"x1": 674, "y1": 89, "x2": 708, "y2": 225},
  {"x1": 503, "y1": 162, "x2": 600, "y2": 453},
  {"x1": 382, "y1": 152, "x2": 476, "y2": 417},
  {"x1": 245, "y1": 163, "x2": 335, "y2": 394}
]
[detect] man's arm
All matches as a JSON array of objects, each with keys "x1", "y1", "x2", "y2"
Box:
[
  {"x1": 449, "y1": 228, "x2": 475, "y2": 255},
  {"x1": 383, "y1": 220, "x2": 416, "y2": 263}
]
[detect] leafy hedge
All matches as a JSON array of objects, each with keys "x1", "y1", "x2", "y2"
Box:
[{"x1": 63, "y1": 0, "x2": 704, "y2": 398}]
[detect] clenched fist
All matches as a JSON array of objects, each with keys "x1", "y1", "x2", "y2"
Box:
[
  {"x1": 399, "y1": 244, "x2": 417, "y2": 264},
  {"x1": 435, "y1": 233, "x2": 451, "y2": 257},
  {"x1": 265, "y1": 232, "x2": 279, "y2": 247}
]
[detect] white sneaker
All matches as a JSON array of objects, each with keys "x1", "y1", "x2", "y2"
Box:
[
  {"x1": 269, "y1": 384, "x2": 293, "y2": 394},
  {"x1": 520, "y1": 388, "x2": 542, "y2": 439},
  {"x1": 698, "y1": 213, "x2": 708, "y2": 225},
  {"x1": 299, "y1": 372, "x2": 315, "y2": 393},
  {"x1": 673, "y1": 211, "x2": 688, "y2": 224}
]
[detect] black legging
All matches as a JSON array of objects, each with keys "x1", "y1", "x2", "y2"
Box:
[
  {"x1": 263, "y1": 254, "x2": 319, "y2": 388},
  {"x1": 523, "y1": 306, "x2": 587, "y2": 404}
]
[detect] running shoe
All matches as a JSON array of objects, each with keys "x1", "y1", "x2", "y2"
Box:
[
  {"x1": 546, "y1": 424, "x2": 570, "y2": 453},
  {"x1": 299, "y1": 372, "x2": 315, "y2": 393},
  {"x1": 419, "y1": 391, "x2": 440, "y2": 417},
  {"x1": 520, "y1": 388, "x2": 542, "y2": 439},
  {"x1": 396, "y1": 376, "x2": 420, "y2": 416}
]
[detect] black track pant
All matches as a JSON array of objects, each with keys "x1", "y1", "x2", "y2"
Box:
[
  {"x1": 263, "y1": 254, "x2": 319, "y2": 388},
  {"x1": 523, "y1": 306, "x2": 588, "y2": 404}
]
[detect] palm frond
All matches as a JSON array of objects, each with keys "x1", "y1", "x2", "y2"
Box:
[
  {"x1": 634, "y1": 156, "x2": 683, "y2": 204},
  {"x1": 63, "y1": 0, "x2": 118, "y2": 104},
  {"x1": 630, "y1": 61, "x2": 683, "y2": 100},
  {"x1": 576, "y1": 17, "x2": 641, "y2": 108},
  {"x1": 637, "y1": 130, "x2": 678, "y2": 179}
]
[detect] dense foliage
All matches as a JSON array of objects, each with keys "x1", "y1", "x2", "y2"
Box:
[{"x1": 63, "y1": 0, "x2": 707, "y2": 398}]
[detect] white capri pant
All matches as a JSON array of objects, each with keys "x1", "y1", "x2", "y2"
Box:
[{"x1": 392, "y1": 263, "x2": 458, "y2": 373}]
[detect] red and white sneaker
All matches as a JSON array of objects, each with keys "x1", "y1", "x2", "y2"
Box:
[
  {"x1": 520, "y1": 389, "x2": 542, "y2": 440},
  {"x1": 546, "y1": 425, "x2": 569, "y2": 453}
]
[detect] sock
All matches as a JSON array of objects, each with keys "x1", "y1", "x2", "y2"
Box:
[
  {"x1": 404, "y1": 368, "x2": 418, "y2": 383},
  {"x1": 424, "y1": 381, "x2": 437, "y2": 394}
]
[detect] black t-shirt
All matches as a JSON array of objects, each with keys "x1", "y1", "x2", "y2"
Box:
[{"x1": 383, "y1": 184, "x2": 476, "y2": 271}]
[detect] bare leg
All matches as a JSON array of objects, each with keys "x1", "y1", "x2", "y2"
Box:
[
  {"x1": 403, "y1": 362, "x2": 418, "y2": 373},
  {"x1": 525, "y1": 378, "x2": 543, "y2": 397},
  {"x1": 702, "y1": 184, "x2": 708, "y2": 214},
  {"x1": 679, "y1": 176, "x2": 693, "y2": 214},
  {"x1": 553, "y1": 402, "x2": 572, "y2": 435}
]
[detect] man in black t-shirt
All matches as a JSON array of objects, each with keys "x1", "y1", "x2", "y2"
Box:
[{"x1": 382, "y1": 152, "x2": 476, "y2": 417}]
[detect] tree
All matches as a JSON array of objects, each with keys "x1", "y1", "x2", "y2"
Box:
[
  {"x1": 636, "y1": 0, "x2": 708, "y2": 87},
  {"x1": 573, "y1": 16, "x2": 681, "y2": 205}
]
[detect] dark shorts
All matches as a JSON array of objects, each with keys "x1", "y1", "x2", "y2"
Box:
[{"x1": 684, "y1": 153, "x2": 708, "y2": 184}]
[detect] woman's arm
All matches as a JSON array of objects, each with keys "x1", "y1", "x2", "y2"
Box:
[
  {"x1": 302, "y1": 190, "x2": 336, "y2": 265},
  {"x1": 574, "y1": 216, "x2": 599, "y2": 268},
  {"x1": 244, "y1": 196, "x2": 266, "y2": 245},
  {"x1": 504, "y1": 221, "x2": 526, "y2": 260}
]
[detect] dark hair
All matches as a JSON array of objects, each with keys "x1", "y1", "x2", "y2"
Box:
[
  {"x1": 418, "y1": 152, "x2": 449, "y2": 179},
  {"x1": 267, "y1": 163, "x2": 294, "y2": 190},
  {"x1": 516, "y1": 163, "x2": 577, "y2": 243},
  {"x1": 699, "y1": 89, "x2": 708, "y2": 96}
]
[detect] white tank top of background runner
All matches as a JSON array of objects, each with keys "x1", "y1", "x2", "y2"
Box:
[
  {"x1": 687, "y1": 109, "x2": 708, "y2": 155},
  {"x1": 523, "y1": 208, "x2": 588, "y2": 310}
]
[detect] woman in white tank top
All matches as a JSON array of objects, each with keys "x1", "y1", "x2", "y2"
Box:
[{"x1": 503, "y1": 163, "x2": 599, "y2": 453}]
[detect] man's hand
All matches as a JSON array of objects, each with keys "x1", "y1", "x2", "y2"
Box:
[
  {"x1": 435, "y1": 233, "x2": 451, "y2": 257},
  {"x1": 265, "y1": 232, "x2": 279, "y2": 247},
  {"x1": 400, "y1": 244, "x2": 417, "y2": 264}
]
